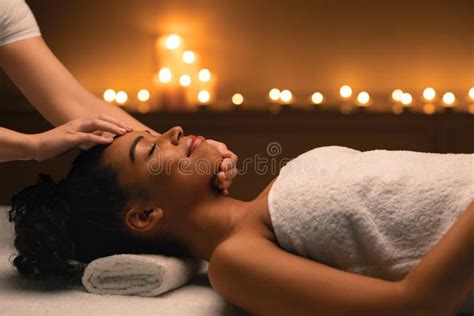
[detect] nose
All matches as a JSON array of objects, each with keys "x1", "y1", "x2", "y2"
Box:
[{"x1": 162, "y1": 126, "x2": 184, "y2": 145}]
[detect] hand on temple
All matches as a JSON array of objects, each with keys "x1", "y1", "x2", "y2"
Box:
[
  {"x1": 30, "y1": 114, "x2": 133, "y2": 161},
  {"x1": 206, "y1": 139, "x2": 238, "y2": 196}
]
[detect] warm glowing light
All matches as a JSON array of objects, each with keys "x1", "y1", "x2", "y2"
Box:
[
  {"x1": 468, "y1": 87, "x2": 474, "y2": 100},
  {"x1": 269, "y1": 88, "x2": 281, "y2": 101},
  {"x1": 103, "y1": 89, "x2": 116, "y2": 102},
  {"x1": 392, "y1": 89, "x2": 403, "y2": 102},
  {"x1": 357, "y1": 91, "x2": 370, "y2": 105},
  {"x1": 198, "y1": 90, "x2": 210, "y2": 103},
  {"x1": 115, "y1": 91, "x2": 128, "y2": 105},
  {"x1": 311, "y1": 92, "x2": 324, "y2": 104},
  {"x1": 280, "y1": 90, "x2": 293, "y2": 103},
  {"x1": 339, "y1": 85, "x2": 352, "y2": 98},
  {"x1": 182, "y1": 50, "x2": 196, "y2": 64},
  {"x1": 392, "y1": 104, "x2": 404, "y2": 115},
  {"x1": 422, "y1": 87, "x2": 436, "y2": 101},
  {"x1": 442, "y1": 92, "x2": 455, "y2": 106},
  {"x1": 138, "y1": 103, "x2": 150, "y2": 114},
  {"x1": 158, "y1": 67, "x2": 172, "y2": 83},
  {"x1": 165, "y1": 34, "x2": 180, "y2": 50},
  {"x1": 423, "y1": 103, "x2": 436, "y2": 115},
  {"x1": 198, "y1": 68, "x2": 211, "y2": 82},
  {"x1": 137, "y1": 89, "x2": 150, "y2": 102},
  {"x1": 232, "y1": 93, "x2": 244, "y2": 105},
  {"x1": 400, "y1": 92, "x2": 413, "y2": 106},
  {"x1": 179, "y1": 74, "x2": 192, "y2": 87}
]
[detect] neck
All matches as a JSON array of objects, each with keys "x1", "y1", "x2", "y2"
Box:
[{"x1": 168, "y1": 194, "x2": 255, "y2": 262}]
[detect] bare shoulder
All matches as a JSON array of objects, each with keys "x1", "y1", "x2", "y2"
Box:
[{"x1": 208, "y1": 235, "x2": 277, "y2": 289}]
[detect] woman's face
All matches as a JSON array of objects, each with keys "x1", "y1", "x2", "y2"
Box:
[{"x1": 102, "y1": 126, "x2": 223, "y2": 211}]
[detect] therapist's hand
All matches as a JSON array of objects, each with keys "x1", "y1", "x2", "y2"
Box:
[
  {"x1": 30, "y1": 114, "x2": 133, "y2": 161},
  {"x1": 207, "y1": 139, "x2": 238, "y2": 196}
]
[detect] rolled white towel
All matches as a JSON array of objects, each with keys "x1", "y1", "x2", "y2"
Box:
[{"x1": 81, "y1": 254, "x2": 205, "y2": 297}]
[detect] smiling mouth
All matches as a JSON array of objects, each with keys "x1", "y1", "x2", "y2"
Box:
[{"x1": 187, "y1": 135, "x2": 205, "y2": 157}]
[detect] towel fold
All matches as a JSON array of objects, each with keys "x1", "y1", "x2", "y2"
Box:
[
  {"x1": 82, "y1": 254, "x2": 205, "y2": 297},
  {"x1": 269, "y1": 146, "x2": 474, "y2": 281}
]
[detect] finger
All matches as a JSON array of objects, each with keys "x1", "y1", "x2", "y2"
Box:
[
  {"x1": 224, "y1": 167, "x2": 238, "y2": 181},
  {"x1": 76, "y1": 133, "x2": 114, "y2": 145},
  {"x1": 220, "y1": 158, "x2": 236, "y2": 172},
  {"x1": 80, "y1": 118, "x2": 127, "y2": 135},
  {"x1": 94, "y1": 114, "x2": 134, "y2": 131},
  {"x1": 79, "y1": 143, "x2": 94, "y2": 150},
  {"x1": 218, "y1": 179, "x2": 232, "y2": 189},
  {"x1": 216, "y1": 171, "x2": 226, "y2": 183}
]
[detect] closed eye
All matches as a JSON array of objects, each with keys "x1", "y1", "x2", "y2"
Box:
[{"x1": 147, "y1": 143, "x2": 157, "y2": 159}]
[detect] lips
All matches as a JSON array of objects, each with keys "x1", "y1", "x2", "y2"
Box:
[{"x1": 187, "y1": 135, "x2": 205, "y2": 157}]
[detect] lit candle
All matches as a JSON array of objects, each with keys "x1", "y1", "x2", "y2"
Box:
[
  {"x1": 311, "y1": 92, "x2": 324, "y2": 105},
  {"x1": 232, "y1": 93, "x2": 244, "y2": 106},
  {"x1": 442, "y1": 92, "x2": 456, "y2": 107},
  {"x1": 115, "y1": 91, "x2": 128, "y2": 106},
  {"x1": 103, "y1": 89, "x2": 116, "y2": 103},
  {"x1": 356, "y1": 91, "x2": 370, "y2": 106}
]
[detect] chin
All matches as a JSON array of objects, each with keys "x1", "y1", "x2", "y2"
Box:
[{"x1": 192, "y1": 141, "x2": 222, "y2": 175}]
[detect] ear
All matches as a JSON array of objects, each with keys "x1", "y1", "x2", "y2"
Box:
[{"x1": 124, "y1": 206, "x2": 164, "y2": 233}]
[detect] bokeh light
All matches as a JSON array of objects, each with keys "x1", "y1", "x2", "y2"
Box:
[
  {"x1": 179, "y1": 74, "x2": 192, "y2": 87},
  {"x1": 165, "y1": 34, "x2": 180, "y2": 50},
  {"x1": 280, "y1": 90, "x2": 293, "y2": 103},
  {"x1": 269, "y1": 88, "x2": 281, "y2": 101},
  {"x1": 422, "y1": 87, "x2": 436, "y2": 101},
  {"x1": 468, "y1": 87, "x2": 474, "y2": 100},
  {"x1": 198, "y1": 90, "x2": 211, "y2": 103},
  {"x1": 400, "y1": 92, "x2": 413, "y2": 106},
  {"x1": 158, "y1": 67, "x2": 172, "y2": 83},
  {"x1": 137, "y1": 89, "x2": 150, "y2": 102},
  {"x1": 232, "y1": 93, "x2": 244, "y2": 105},
  {"x1": 103, "y1": 89, "x2": 116, "y2": 102},
  {"x1": 391, "y1": 89, "x2": 403, "y2": 102},
  {"x1": 339, "y1": 85, "x2": 352, "y2": 98},
  {"x1": 311, "y1": 92, "x2": 324, "y2": 104},
  {"x1": 357, "y1": 91, "x2": 370, "y2": 105},
  {"x1": 198, "y1": 68, "x2": 211, "y2": 82},
  {"x1": 442, "y1": 92, "x2": 455, "y2": 106},
  {"x1": 182, "y1": 50, "x2": 196, "y2": 64},
  {"x1": 115, "y1": 91, "x2": 128, "y2": 105}
]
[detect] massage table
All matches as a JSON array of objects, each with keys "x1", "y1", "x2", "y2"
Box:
[{"x1": 1, "y1": 205, "x2": 472, "y2": 315}]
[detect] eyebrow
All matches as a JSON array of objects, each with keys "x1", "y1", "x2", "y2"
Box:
[{"x1": 129, "y1": 136, "x2": 144, "y2": 163}]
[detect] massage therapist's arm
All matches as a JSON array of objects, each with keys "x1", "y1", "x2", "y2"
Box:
[
  {"x1": 209, "y1": 201, "x2": 474, "y2": 316},
  {"x1": 0, "y1": 37, "x2": 152, "y2": 134},
  {"x1": 0, "y1": 115, "x2": 131, "y2": 162}
]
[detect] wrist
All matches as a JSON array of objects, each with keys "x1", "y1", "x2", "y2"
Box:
[{"x1": 22, "y1": 133, "x2": 39, "y2": 161}]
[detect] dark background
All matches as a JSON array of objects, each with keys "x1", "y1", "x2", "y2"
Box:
[{"x1": 0, "y1": 0, "x2": 473, "y2": 204}]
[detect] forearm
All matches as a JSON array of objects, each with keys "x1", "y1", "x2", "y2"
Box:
[
  {"x1": 0, "y1": 127, "x2": 34, "y2": 162},
  {"x1": 0, "y1": 36, "x2": 159, "y2": 135},
  {"x1": 402, "y1": 201, "x2": 474, "y2": 315}
]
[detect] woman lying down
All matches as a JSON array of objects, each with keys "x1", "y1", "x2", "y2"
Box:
[{"x1": 8, "y1": 126, "x2": 474, "y2": 316}]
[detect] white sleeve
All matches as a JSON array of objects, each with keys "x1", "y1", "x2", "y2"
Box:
[{"x1": 0, "y1": 0, "x2": 41, "y2": 46}]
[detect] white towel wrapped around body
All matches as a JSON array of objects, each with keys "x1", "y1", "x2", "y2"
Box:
[
  {"x1": 268, "y1": 146, "x2": 474, "y2": 281},
  {"x1": 82, "y1": 254, "x2": 204, "y2": 297}
]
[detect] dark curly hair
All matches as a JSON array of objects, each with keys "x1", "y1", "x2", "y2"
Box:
[{"x1": 8, "y1": 144, "x2": 191, "y2": 279}]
